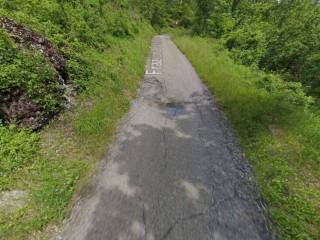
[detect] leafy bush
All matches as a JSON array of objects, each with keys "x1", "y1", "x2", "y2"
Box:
[
  {"x1": 191, "y1": 0, "x2": 320, "y2": 97},
  {"x1": 193, "y1": 0, "x2": 233, "y2": 37},
  {"x1": 0, "y1": 30, "x2": 63, "y2": 114},
  {"x1": 0, "y1": 0, "x2": 144, "y2": 95},
  {"x1": 225, "y1": 22, "x2": 269, "y2": 66}
]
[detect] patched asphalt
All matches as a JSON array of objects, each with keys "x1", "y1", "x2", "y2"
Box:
[{"x1": 59, "y1": 35, "x2": 274, "y2": 240}]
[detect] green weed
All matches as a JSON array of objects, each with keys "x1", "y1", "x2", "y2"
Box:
[
  {"x1": 0, "y1": 29, "x2": 154, "y2": 240},
  {"x1": 0, "y1": 1, "x2": 154, "y2": 238}
]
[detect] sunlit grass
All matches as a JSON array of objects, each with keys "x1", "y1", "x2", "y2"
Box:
[
  {"x1": 0, "y1": 26, "x2": 154, "y2": 239},
  {"x1": 173, "y1": 33, "x2": 320, "y2": 240}
]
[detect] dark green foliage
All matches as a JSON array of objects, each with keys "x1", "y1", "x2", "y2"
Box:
[
  {"x1": 260, "y1": 1, "x2": 320, "y2": 95},
  {"x1": 135, "y1": 0, "x2": 195, "y2": 28},
  {"x1": 191, "y1": 0, "x2": 320, "y2": 97},
  {"x1": 193, "y1": 0, "x2": 234, "y2": 37},
  {"x1": 166, "y1": 0, "x2": 195, "y2": 27},
  {"x1": 134, "y1": 0, "x2": 169, "y2": 28}
]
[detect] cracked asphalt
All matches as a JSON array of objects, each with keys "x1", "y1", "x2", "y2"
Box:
[{"x1": 59, "y1": 35, "x2": 274, "y2": 240}]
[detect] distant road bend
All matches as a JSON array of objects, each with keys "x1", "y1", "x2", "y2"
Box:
[{"x1": 59, "y1": 35, "x2": 274, "y2": 240}]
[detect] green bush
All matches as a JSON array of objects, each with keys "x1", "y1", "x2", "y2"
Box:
[
  {"x1": 225, "y1": 22, "x2": 269, "y2": 67},
  {"x1": 0, "y1": 0, "x2": 144, "y2": 96},
  {"x1": 191, "y1": 0, "x2": 320, "y2": 97},
  {"x1": 0, "y1": 30, "x2": 63, "y2": 114}
]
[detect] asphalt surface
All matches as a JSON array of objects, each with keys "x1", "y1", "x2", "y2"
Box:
[{"x1": 59, "y1": 35, "x2": 274, "y2": 240}]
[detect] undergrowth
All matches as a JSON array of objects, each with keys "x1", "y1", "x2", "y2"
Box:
[
  {"x1": 0, "y1": 27, "x2": 154, "y2": 240},
  {"x1": 0, "y1": 29, "x2": 62, "y2": 116},
  {"x1": 0, "y1": 1, "x2": 154, "y2": 239},
  {"x1": 173, "y1": 33, "x2": 320, "y2": 240}
]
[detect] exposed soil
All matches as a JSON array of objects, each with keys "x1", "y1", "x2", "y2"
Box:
[
  {"x1": 0, "y1": 190, "x2": 28, "y2": 214},
  {"x1": 0, "y1": 88, "x2": 45, "y2": 129}
]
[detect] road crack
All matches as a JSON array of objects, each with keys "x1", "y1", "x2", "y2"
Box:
[
  {"x1": 142, "y1": 204, "x2": 148, "y2": 240},
  {"x1": 159, "y1": 212, "x2": 205, "y2": 240},
  {"x1": 158, "y1": 196, "x2": 234, "y2": 240},
  {"x1": 160, "y1": 117, "x2": 169, "y2": 174}
]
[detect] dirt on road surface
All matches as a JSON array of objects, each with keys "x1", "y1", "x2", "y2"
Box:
[{"x1": 58, "y1": 35, "x2": 274, "y2": 240}]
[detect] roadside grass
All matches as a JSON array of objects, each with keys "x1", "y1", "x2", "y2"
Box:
[
  {"x1": 0, "y1": 27, "x2": 154, "y2": 239},
  {"x1": 0, "y1": 1, "x2": 155, "y2": 238},
  {"x1": 172, "y1": 33, "x2": 320, "y2": 240}
]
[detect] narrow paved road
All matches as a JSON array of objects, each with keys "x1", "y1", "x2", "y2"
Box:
[{"x1": 59, "y1": 36, "x2": 274, "y2": 240}]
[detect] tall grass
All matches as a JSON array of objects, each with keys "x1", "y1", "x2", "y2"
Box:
[{"x1": 173, "y1": 34, "x2": 320, "y2": 240}]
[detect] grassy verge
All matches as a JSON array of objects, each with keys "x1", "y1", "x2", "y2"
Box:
[
  {"x1": 0, "y1": 5, "x2": 154, "y2": 239},
  {"x1": 172, "y1": 32, "x2": 320, "y2": 240}
]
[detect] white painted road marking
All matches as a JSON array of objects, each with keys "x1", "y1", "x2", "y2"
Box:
[{"x1": 145, "y1": 39, "x2": 163, "y2": 75}]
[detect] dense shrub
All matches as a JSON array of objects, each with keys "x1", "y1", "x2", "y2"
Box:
[
  {"x1": 0, "y1": 30, "x2": 63, "y2": 114},
  {"x1": 192, "y1": 0, "x2": 320, "y2": 97},
  {"x1": 225, "y1": 21, "x2": 269, "y2": 66},
  {"x1": 0, "y1": 0, "x2": 143, "y2": 94},
  {"x1": 193, "y1": 0, "x2": 233, "y2": 37}
]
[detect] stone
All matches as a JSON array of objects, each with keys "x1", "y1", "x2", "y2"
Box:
[{"x1": 0, "y1": 190, "x2": 28, "y2": 213}]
